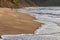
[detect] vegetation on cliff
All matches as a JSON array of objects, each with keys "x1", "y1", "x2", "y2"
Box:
[{"x1": 0, "y1": 0, "x2": 60, "y2": 8}]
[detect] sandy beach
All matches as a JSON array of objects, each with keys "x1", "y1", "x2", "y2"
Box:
[{"x1": 0, "y1": 8, "x2": 42, "y2": 35}]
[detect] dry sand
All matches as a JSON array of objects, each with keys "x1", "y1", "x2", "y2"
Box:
[{"x1": 0, "y1": 8, "x2": 42, "y2": 35}]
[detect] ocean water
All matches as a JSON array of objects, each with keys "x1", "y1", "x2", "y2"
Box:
[
  {"x1": 1, "y1": 7, "x2": 60, "y2": 40},
  {"x1": 1, "y1": 35, "x2": 60, "y2": 40},
  {"x1": 17, "y1": 7, "x2": 60, "y2": 35}
]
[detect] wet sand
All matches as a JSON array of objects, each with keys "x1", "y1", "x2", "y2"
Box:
[{"x1": 0, "y1": 8, "x2": 42, "y2": 35}]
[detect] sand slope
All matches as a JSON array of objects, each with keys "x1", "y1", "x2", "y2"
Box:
[{"x1": 0, "y1": 8, "x2": 41, "y2": 35}]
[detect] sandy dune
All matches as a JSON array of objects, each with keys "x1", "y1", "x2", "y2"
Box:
[{"x1": 0, "y1": 8, "x2": 41, "y2": 35}]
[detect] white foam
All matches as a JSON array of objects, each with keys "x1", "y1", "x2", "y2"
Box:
[
  {"x1": 1, "y1": 34, "x2": 60, "y2": 40},
  {"x1": 17, "y1": 7, "x2": 60, "y2": 35}
]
